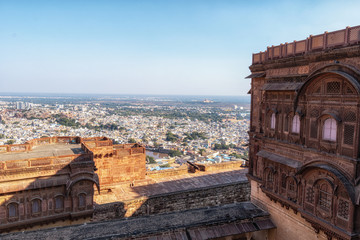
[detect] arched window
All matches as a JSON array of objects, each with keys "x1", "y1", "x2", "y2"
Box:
[
  {"x1": 323, "y1": 118, "x2": 337, "y2": 141},
  {"x1": 55, "y1": 196, "x2": 64, "y2": 210},
  {"x1": 8, "y1": 203, "x2": 18, "y2": 218},
  {"x1": 78, "y1": 193, "x2": 86, "y2": 208},
  {"x1": 270, "y1": 113, "x2": 276, "y2": 129},
  {"x1": 292, "y1": 115, "x2": 300, "y2": 133},
  {"x1": 319, "y1": 183, "x2": 332, "y2": 212},
  {"x1": 32, "y1": 199, "x2": 41, "y2": 214},
  {"x1": 266, "y1": 170, "x2": 274, "y2": 190},
  {"x1": 288, "y1": 178, "x2": 296, "y2": 192}
]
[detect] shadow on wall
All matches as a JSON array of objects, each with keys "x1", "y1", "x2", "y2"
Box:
[
  {"x1": 93, "y1": 169, "x2": 250, "y2": 221},
  {"x1": 0, "y1": 140, "x2": 100, "y2": 233}
]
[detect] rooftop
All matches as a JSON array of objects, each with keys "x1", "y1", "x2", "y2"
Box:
[
  {"x1": 0, "y1": 202, "x2": 273, "y2": 240},
  {"x1": 0, "y1": 143, "x2": 84, "y2": 161},
  {"x1": 95, "y1": 168, "x2": 248, "y2": 203}
]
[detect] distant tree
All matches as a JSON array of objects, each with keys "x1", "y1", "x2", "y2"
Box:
[
  {"x1": 168, "y1": 150, "x2": 182, "y2": 157},
  {"x1": 0, "y1": 134, "x2": 5, "y2": 139},
  {"x1": 165, "y1": 132, "x2": 179, "y2": 142},
  {"x1": 5, "y1": 140, "x2": 15, "y2": 145},
  {"x1": 128, "y1": 138, "x2": 136, "y2": 143},
  {"x1": 198, "y1": 148, "x2": 206, "y2": 156},
  {"x1": 213, "y1": 143, "x2": 229, "y2": 150},
  {"x1": 160, "y1": 163, "x2": 171, "y2": 168},
  {"x1": 146, "y1": 155, "x2": 156, "y2": 164}
]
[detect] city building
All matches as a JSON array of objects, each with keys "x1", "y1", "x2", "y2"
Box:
[{"x1": 247, "y1": 25, "x2": 360, "y2": 240}]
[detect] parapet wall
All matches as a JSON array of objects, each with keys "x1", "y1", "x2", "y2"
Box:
[
  {"x1": 93, "y1": 180, "x2": 250, "y2": 221},
  {"x1": 0, "y1": 136, "x2": 80, "y2": 153},
  {"x1": 252, "y1": 25, "x2": 360, "y2": 64}
]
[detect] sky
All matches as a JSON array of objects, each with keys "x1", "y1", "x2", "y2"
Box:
[{"x1": 1, "y1": 0, "x2": 360, "y2": 96}]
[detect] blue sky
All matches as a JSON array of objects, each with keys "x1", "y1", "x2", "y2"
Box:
[{"x1": 1, "y1": 0, "x2": 360, "y2": 96}]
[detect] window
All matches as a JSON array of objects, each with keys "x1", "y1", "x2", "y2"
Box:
[
  {"x1": 292, "y1": 115, "x2": 300, "y2": 133},
  {"x1": 266, "y1": 170, "x2": 274, "y2": 190},
  {"x1": 319, "y1": 184, "x2": 332, "y2": 212},
  {"x1": 8, "y1": 203, "x2": 18, "y2": 218},
  {"x1": 55, "y1": 196, "x2": 64, "y2": 210},
  {"x1": 322, "y1": 118, "x2": 337, "y2": 141},
  {"x1": 288, "y1": 179, "x2": 295, "y2": 192},
  {"x1": 310, "y1": 120, "x2": 318, "y2": 139},
  {"x1": 338, "y1": 199, "x2": 350, "y2": 220},
  {"x1": 326, "y1": 81, "x2": 340, "y2": 94},
  {"x1": 284, "y1": 115, "x2": 289, "y2": 132},
  {"x1": 32, "y1": 199, "x2": 41, "y2": 214},
  {"x1": 270, "y1": 113, "x2": 276, "y2": 129},
  {"x1": 281, "y1": 173, "x2": 286, "y2": 188},
  {"x1": 78, "y1": 194, "x2": 86, "y2": 208},
  {"x1": 305, "y1": 187, "x2": 314, "y2": 203},
  {"x1": 343, "y1": 124, "x2": 355, "y2": 145}
]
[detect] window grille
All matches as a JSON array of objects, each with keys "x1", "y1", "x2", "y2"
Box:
[
  {"x1": 344, "y1": 111, "x2": 356, "y2": 122},
  {"x1": 310, "y1": 109, "x2": 319, "y2": 118},
  {"x1": 338, "y1": 199, "x2": 350, "y2": 220},
  {"x1": 292, "y1": 115, "x2": 300, "y2": 133},
  {"x1": 319, "y1": 184, "x2": 332, "y2": 212},
  {"x1": 310, "y1": 120, "x2": 318, "y2": 139},
  {"x1": 285, "y1": 94, "x2": 291, "y2": 99},
  {"x1": 270, "y1": 113, "x2": 276, "y2": 129},
  {"x1": 326, "y1": 81, "x2": 341, "y2": 94},
  {"x1": 305, "y1": 187, "x2": 314, "y2": 203},
  {"x1": 323, "y1": 118, "x2": 337, "y2": 141},
  {"x1": 343, "y1": 125, "x2": 355, "y2": 145}
]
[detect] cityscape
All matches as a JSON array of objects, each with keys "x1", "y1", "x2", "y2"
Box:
[{"x1": 0, "y1": 94, "x2": 250, "y2": 170}]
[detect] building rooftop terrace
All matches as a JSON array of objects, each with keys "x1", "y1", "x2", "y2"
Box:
[{"x1": 0, "y1": 143, "x2": 84, "y2": 161}]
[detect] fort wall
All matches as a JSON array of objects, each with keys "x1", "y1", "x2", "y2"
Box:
[{"x1": 93, "y1": 180, "x2": 250, "y2": 221}]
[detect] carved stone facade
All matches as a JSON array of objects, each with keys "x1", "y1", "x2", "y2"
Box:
[
  {"x1": 248, "y1": 25, "x2": 360, "y2": 240},
  {"x1": 0, "y1": 136, "x2": 145, "y2": 233}
]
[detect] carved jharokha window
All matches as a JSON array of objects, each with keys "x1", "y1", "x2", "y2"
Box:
[
  {"x1": 322, "y1": 118, "x2": 337, "y2": 141},
  {"x1": 292, "y1": 115, "x2": 300, "y2": 133},
  {"x1": 270, "y1": 113, "x2": 276, "y2": 129},
  {"x1": 7, "y1": 203, "x2": 18, "y2": 218},
  {"x1": 319, "y1": 183, "x2": 332, "y2": 212}
]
